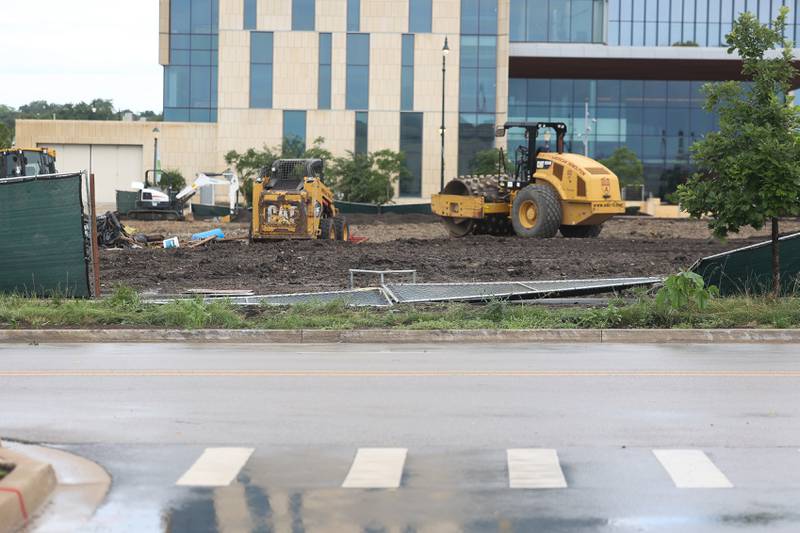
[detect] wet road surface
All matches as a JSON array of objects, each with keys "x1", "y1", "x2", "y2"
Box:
[{"x1": 2, "y1": 342, "x2": 800, "y2": 532}]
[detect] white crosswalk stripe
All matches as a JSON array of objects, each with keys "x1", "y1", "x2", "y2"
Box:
[
  {"x1": 507, "y1": 448, "x2": 568, "y2": 489},
  {"x1": 342, "y1": 448, "x2": 408, "y2": 489},
  {"x1": 653, "y1": 449, "x2": 733, "y2": 488},
  {"x1": 176, "y1": 447, "x2": 255, "y2": 487}
]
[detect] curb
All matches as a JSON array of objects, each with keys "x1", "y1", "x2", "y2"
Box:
[
  {"x1": 0, "y1": 447, "x2": 57, "y2": 533},
  {"x1": 1, "y1": 328, "x2": 800, "y2": 344}
]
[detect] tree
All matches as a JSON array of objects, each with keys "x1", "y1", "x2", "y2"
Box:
[
  {"x1": 677, "y1": 7, "x2": 800, "y2": 297},
  {"x1": 0, "y1": 124, "x2": 12, "y2": 149},
  {"x1": 225, "y1": 137, "x2": 333, "y2": 205},
  {"x1": 328, "y1": 150, "x2": 410, "y2": 205},
  {"x1": 468, "y1": 148, "x2": 512, "y2": 175},
  {"x1": 157, "y1": 169, "x2": 186, "y2": 191},
  {"x1": 599, "y1": 146, "x2": 644, "y2": 187}
]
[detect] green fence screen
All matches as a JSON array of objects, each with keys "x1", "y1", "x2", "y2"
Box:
[
  {"x1": 691, "y1": 233, "x2": 800, "y2": 296},
  {"x1": 0, "y1": 173, "x2": 91, "y2": 297}
]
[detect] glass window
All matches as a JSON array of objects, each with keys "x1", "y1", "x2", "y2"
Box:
[
  {"x1": 244, "y1": 0, "x2": 256, "y2": 29},
  {"x1": 549, "y1": 0, "x2": 572, "y2": 41},
  {"x1": 409, "y1": 0, "x2": 432, "y2": 33},
  {"x1": 318, "y1": 33, "x2": 332, "y2": 109},
  {"x1": 461, "y1": 36, "x2": 479, "y2": 68},
  {"x1": 346, "y1": 34, "x2": 370, "y2": 110},
  {"x1": 527, "y1": 0, "x2": 548, "y2": 40},
  {"x1": 510, "y1": 0, "x2": 526, "y2": 41},
  {"x1": 292, "y1": 0, "x2": 315, "y2": 31},
  {"x1": 461, "y1": 0, "x2": 480, "y2": 34},
  {"x1": 250, "y1": 32, "x2": 273, "y2": 108},
  {"x1": 478, "y1": 0, "x2": 497, "y2": 34},
  {"x1": 283, "y1": 111, "x2": 307, "y2": 148},
  {"x1": 401, "y1": 34, "x2": 414, "y2": 111},
  {"x1": 399, "y1": 112, "x2": 423, "y2": 196},
  {"x1": 171, "y1": 0, "x2": 191, "y2": 33},
  {"x1": 164, "y1": 66, "x2": 191, "y2": 107},
  {"x1": 355, "y1": 112, "x2": 369, "y2": 154},
  {"x1": 347, "y1": 0, "x2": 360, "y2": 31},
  {"x1": 191, "y1": 0, "x2": 212, "y2": 33},
  {"x1": 571, "y1": 0, "x2": 594, "y2": 42}
]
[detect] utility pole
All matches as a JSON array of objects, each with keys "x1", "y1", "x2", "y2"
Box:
[{"x1": 582, "y1": 98, "x2": 595, "y2": 157}]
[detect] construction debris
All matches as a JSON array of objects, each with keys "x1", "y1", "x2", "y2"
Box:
[{"x1": 96, "y1": 212, "x2": 137, "y2": 248}]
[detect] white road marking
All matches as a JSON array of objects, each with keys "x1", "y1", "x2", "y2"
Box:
[
  {"x1": 342, "y1": 448, "x2": 407, "y2": 489},
  {"x1": 653, "y1": 449, "x2": 733, "y2": 488},
  {"x1": 507, "y1": 448, "x2": 568, "y2": 489},
  {"x1": 176, "y1": 447, "x2": 254, "y2": 487}
]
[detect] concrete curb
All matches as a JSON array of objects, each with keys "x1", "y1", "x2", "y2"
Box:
[
  {"x1": 0, "y1": 447, "x2": 57, "y2": 533},
  {"x1": 1, "y1": 328, "x2": 800, "y2": 344}
]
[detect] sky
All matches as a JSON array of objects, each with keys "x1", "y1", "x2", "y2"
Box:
[{"x1": 1, "y1": 0, "x2": 162, "y2": 112}]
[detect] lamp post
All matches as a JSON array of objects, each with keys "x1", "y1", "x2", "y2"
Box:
[
  {"x1": 151, "y1": 127, "x2": 160, "y2": 188},
  {"x1": 439, "y1": 37, "x2": 450, "y2": 192}
]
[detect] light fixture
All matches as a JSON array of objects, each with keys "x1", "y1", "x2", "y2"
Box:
[{"x1": 442, "y1": 37, "x2": 450, "y2": 56}]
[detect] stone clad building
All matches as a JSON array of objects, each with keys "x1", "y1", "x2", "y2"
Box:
[{"x1": 16, "y1": 0, "x2": 800, "y2": 207}]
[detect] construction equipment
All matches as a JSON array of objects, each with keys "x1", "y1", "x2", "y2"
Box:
[
  {"x1": 0, "y1": 148, "x2": 57, "y2": 179},
  {"x1": 251, "y1": 158, "x2": 349, "y2": 241},
  {"x1": 431, "y1": 122, "x2": 625, "y2": 238},
  {"x1": 128, "y1": 170, "x2": 240, "y2": 221}
]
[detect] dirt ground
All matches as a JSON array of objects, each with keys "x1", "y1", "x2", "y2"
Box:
[{"x1": 100, "y1": 215, "x2": 800, "y2": 295}]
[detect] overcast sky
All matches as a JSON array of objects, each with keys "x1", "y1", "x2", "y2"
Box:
[{"x1": 2, "y1": 0, "x2": 162, "y2": 112}]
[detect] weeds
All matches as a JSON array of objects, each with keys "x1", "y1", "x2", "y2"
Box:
[{"x1": 0, "y1": 286, "x2": 799, "y2": 330}]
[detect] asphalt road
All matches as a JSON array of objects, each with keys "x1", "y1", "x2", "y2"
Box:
[{"x1": 2, "y1": 342, "x2": 800, "y2": 532}]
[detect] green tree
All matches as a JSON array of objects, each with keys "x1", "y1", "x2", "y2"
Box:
[
  {"x1": 599, "y1": 146, "x2": 644, "y2": 187},
  {"x1": 0, "y1": 124, "x2": 12, "y2": 148},
  {"x1": 677, "y1": 7, "x2": 800, "y2": 297},
  {"x1": 225, "y1": 137, "x2": 334, "y2": 205},
  {"x1": 328, "y1": 150, "x2": 410, "y2": 205},
  {"x1": 157, "y1": 169, "x2": 186, "y2": 191},
  {"x1": 468, "y1": 148, "x2": 513, "y2": 175}
]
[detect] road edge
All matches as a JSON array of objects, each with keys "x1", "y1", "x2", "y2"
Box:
[
  {"x1": 0, "y1": 445, "x2": 57, "y2": 533},
  {"x1": 1, "y1": 328, "x2": 800, "y2": 343}
]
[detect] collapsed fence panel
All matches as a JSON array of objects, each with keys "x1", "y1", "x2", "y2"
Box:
[
  {"x1": 148, "y1": 288, "x2": 393, "y2": 307},
  {"x1": 691, "y1": 232, "x2": 800, "y2": 296},
  {"x1": 382, "y1": 278, "x2": 662, "y2": 304},
  {"x1": 0, "y1": 173, "x2": 92, "y2": 297}
]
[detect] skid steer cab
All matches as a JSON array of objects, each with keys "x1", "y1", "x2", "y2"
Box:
[
  {"x1": 251, "y1": 158, "x2": 349, "y2": 241},
  {"x1": 0, "y1": 148, "x2": 57, "y2": 179},
  {"x1": 431, "y1": 122, "x2": 625, "y2": 239}
]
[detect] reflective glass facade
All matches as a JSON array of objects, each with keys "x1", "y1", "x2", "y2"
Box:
[
  {"x1": 355, "y1": 111, "x2": 369, "y2": 154},
  {"x1": 250, "y1": 32, "x2": 274, "y2": 109},
  {"x1": 347, "y1": 0, "x2": 360, "y2": 31},
  {"x1": 283, "y1": 110, "x2": 307, "y2": 147},
  {"x1": 400, "y1": 112, "x2": 424, "y2": 196},
  {"x1": 608, "y1": 0, "x2": 800, "y2": 46},
  {"x1": 244, "y1": 0, "x2": 256, "y2": 30},
  {"x1": 409, "y1": 0, "x2": 433, "y2": 33},
  {"x1": 292, "y1": 0, "x2": 315, "y2": 31},
  {"x1": 459, "y1": 0, "x2": 498, "y2": 174},
  {"x1": 401, "y1": 34, "x2": 415, "y2": 111},
  {"x1": 346, "y1": 33, "x2": 370, "y2": 110},
  {"x1": 508, "y1": 78, "x2": 720, "y2": 195},
  {"x1": 510, "y1": 0, "x2": 605, "y2": 42},
  {"x1": 318, "y1": 33, "x2": 332, "y2": 109},
  {"x1": 164, "y1": 0, "x2": 218, "y2": 122}
]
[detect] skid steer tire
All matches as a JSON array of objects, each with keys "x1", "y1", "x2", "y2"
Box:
[
  {"x1": 319, "y1": 218, "x2": 335, "y2": 240},
  {"x1": 560, "y1": 224, "x2": 603, "y2": 238},
  {"x1": 511, "y1": 184, "x2": 562, "y2": 238},
  {"x1": 333, "y1": 216, "x2": 350, "y2": 241}
]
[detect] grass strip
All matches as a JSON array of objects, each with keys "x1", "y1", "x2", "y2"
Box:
[{"x1": 1, "y1": 287, "x2": 800, "y2": 330}]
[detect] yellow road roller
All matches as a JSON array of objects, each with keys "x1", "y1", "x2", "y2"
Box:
[{"x1": 431, "y1": 122, "x2": 625, "y2": 238}]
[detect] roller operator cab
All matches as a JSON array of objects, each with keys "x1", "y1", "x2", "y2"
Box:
[
  {"x1": 431, "y1": 122, "x2": 625, "y2": 238},
  {"x1": 0, "y1": 148, "x2": 57, "y2": 179},
  {"x1": 250, "y1": 158, "x2": 349, "y2": 241}
]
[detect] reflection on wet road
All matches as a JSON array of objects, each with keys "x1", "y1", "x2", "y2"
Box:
[{"x1": 60, "y1": 444, "x2": 800, "y2": 532}]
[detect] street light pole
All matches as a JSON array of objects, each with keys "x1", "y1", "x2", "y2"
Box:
[
  {"x1": 440, "y1": 37, "x2": 449, "y2": 192},
  {"x1": 151, "y1": 127, "x2": 160, "y2": 188}
]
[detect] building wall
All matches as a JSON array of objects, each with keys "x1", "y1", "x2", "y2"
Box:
[{"x1": 14, "y1": 120, "x2": 218, "y2": 209}]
